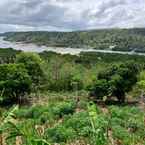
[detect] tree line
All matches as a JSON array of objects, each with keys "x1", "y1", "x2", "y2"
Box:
[{"x1": 4, "y1": 28, "x2": 145, "y2": 52}]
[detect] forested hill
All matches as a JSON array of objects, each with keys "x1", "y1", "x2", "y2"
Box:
[{"x1": 3, "y1": 28, "x2": 145, "y2": 52}]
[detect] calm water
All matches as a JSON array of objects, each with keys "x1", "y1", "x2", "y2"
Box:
[{"x1": 0, "y1": 37, "x2": 145, "y2": 56}]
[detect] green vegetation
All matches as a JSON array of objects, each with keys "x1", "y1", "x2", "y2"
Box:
[
  {"x1": 0, "y1": 48, "x2": 20, "y2": 64},
  {"x1": 0, "y1": 47, "x2": 145, "y2": 145},
  {"x1": 90, "y1": 62, "x2": 139, "y2": 102},
  {"x1": 16, "y1": 52, "x2": 45, "y2": 89},
  {"x1": 1, "y1": 97, "x2": 144, "y2": 145},
  {"x1": 4, "y1": 28, "x2": 145, "y2": 52},
  {"x1": 0, "y1": 64, "x2": 31, "y2": 103}
]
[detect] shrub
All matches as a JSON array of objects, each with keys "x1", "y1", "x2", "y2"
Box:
[
  {"x1": 108, "y1": 106, "x2": 145, "y2": 144},
  {"x1": 38, "y1": 112, "x2": 55, "y2": 124},
  {"x1": 0, "y1": 64, "x2": 31, "y2": 102},
  {"x1": 52, "y1": 101, "x2": 76, "y2": 118},
  {"x1": 46, "y1": 125, "x2": 76, "y2": 143},
  {"x1": 112, "y1": 125, "x2": 131, "y2": 144},
  {"x1": 64, "y1": 112, "x2": 91, "y2": 137},
  {"x1": 15, "y1": 105, "x2": 46, "y2": 119},
  {"x1": 45, "y1": 111, "x2": 91, "y2": 143}
]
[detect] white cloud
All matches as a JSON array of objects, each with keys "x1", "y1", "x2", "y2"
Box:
[{"x1": 0, "y1": 0, "x2": 145, "y2": 32}]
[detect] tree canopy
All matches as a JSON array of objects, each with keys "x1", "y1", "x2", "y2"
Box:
[
  {"x1": 16, "y1": 52, "x2": 45, "y2": 89},
  {"x1": 0, "y1": 64, "x2": 31, "y2": 102},
  {"x1": 90, "y1": 62, "x2": 139, "y2": 102}
]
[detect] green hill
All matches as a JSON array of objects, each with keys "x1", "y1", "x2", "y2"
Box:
[{"x1": 3, "y1": 28, "x2": 145, "y2": 52}]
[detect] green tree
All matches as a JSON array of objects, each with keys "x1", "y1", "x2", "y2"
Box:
[
  {"x1": 89, "y1": 80, "x2": 109, "y2": 99},
  {"x1": 47, "y1": 57, "x2": 82, "y2": 91},
  {"x1": 16, "y1": 52, "x2": 45, "y2": 89},
  {"x1": 0, "y1": 64, "x2": 31, "y2": 103},
  {"x1": 90, "y1": 62, "x2": 139, "y2": 102},
  {"x1": 136, "y1": 71, "x2": 145, "y2": 99}
]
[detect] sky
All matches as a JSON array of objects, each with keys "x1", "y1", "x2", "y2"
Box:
[{"x1": 0, "y1": 0, "x2": 145, "y2": 32}]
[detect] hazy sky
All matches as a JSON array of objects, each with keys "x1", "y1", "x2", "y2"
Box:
[{"x1": 0, "y1": 0, "x2": 145, "y2": 32}]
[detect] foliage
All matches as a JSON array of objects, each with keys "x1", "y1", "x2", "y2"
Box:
[
  {"x1": 45, "y1": 111, "x2": 91, "y2": 143},
  {"x1": 0, "y1": 96, "x2": 145, "y2": 145},
  {"x1": 15, "y1": 105, "x2": 47, "y2": 119},
  {"x1": 52, "y1": 101, "x2": 77, "y2": 118},
  {"x1": 109, "y1": 106, "x2": 145, "y2": 145},
  {"x1": 4, "y1": 28, "x2": 145, "y2": 52},
  {"x1": 0, "y1": 44, "x2": 145, "y2": 144},
  {"x1": 88, "y1": 103, "x2": 108, "y2": 145},
  {"x1": 0, "y1": 48, "x2": 20, "y2": 64},
  {"x1": 0, "y1": 106, "x2": 50, "y2": 145},
  {"x1": 15, "y1": 101, "x2": 77, "y2": 122},
  {"x1": 0, "y1": 64, "x2": 31, "y2": 102},
  {"x1": 16, "y1": 52, "x2": 45, "y2": 88},
  {"x1": 90, "y1": 62, "x2": 139, "y2": 102},
  {"x1": 45, "y1": 57, "x2": 83, "y2": 91},
  {"x1": 46, "y1": 125, "x2": 76, "y2": 143}
]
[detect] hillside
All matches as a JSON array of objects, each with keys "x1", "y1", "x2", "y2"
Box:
[
  {"x1": 3, "y1": 28, "x2": 145, "y2": 52},
  {"x1": 0, "y1": 48, "x2": 145, "y2": 145}
]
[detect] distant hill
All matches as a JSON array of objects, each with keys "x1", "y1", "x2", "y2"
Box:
[{"x1": 3, "y1": 28, "x2": 145, "y2": 52}]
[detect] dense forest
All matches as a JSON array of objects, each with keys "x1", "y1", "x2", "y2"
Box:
[
  {"x1": 0, "y1": 48, "x2": 145, "y2": 145},
  {"x1": 3, "y1": 28, "x2": 145, "y2": 52}
]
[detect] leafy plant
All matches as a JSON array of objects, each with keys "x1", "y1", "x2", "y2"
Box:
[
  {"x1": 46, "y1": 125, "x2": 76, "y2": 143},
  {"x1": 16, "y1": 52, "x2": 45, "y2": 89},
  {"x1": 0, "y1": 64, "x2": 31, "y2": 102},
  {"x1": 90, "y1": 62, "x2": 139, "y2": 102},
  {"x1": 0, "y1": 106, "x2": 50, "y2": 145},
  {"x1": 52, "y1": 101, "x2": 76, "y2": 118},
  {"x1": 87, "y1": 102, "x2": 108, "y2": 145}
]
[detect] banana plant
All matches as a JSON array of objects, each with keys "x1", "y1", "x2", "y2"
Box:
[
  {"x1": 0, "y1": 106, "x2": 50, "y2": 145},
  {"x1": 0, "y1": 105, "x2": 19, "y2": 145},
  {"x1": 87, "y1": 102, "x2": 108, "y2": 145}
]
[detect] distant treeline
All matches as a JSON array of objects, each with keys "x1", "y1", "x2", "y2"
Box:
[
  {"x1": 1, "y1": 48, "x2": 145, "y2": 65},
  {"x1": 3, "y1": 28, "x2": 145, "y2": 52}
]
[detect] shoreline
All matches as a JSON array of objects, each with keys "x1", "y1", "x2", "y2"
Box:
[{"x1": 1, "y1": 37, "x2": 145, "y2": 56}]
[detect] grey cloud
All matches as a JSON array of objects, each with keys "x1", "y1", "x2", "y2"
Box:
[{"x1": 0, "y1": 0, "x2": 144, "y2": 32}]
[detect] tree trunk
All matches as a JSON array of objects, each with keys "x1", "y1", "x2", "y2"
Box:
[{"x1": 117, "y1": 92, "x2": 125, "y2": 103}]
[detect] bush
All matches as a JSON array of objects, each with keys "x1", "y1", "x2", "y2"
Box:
[
  {"x1": 89, "y1": 79, "x2": 109, "y2": 99},
  {"x1": 46, "y1": 125, "x2": 76, "y2": 143},
  {"x1": 112, "y1": 125, "x2": 131, "y2": 143},
  {"x1": 64, "y1": 112, "x2": 91, "y2": 137},
  {"x1": 15, "y1": 105, "x2": 47, "y2": 119},
  {"x1": 39, "y1": 112, "x2": 55, "y2": 124},
  {"x1": 45, "y1": 111, "x2": 91, "y2": 143},
  {"x1": 0, "y1": 64, "x2": 31, "y2": 102},
  {"x1": 52, "y1": 101, "x2": 76, "y2": 118}
]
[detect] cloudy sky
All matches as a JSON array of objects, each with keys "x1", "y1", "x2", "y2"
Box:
[{"x1": 0, "y1": 0, "x2": 145, "y2": 32}]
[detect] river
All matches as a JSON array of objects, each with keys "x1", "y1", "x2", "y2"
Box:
[{"x1": 0, "y1": 37, "x2": 145, "y2": 56}]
